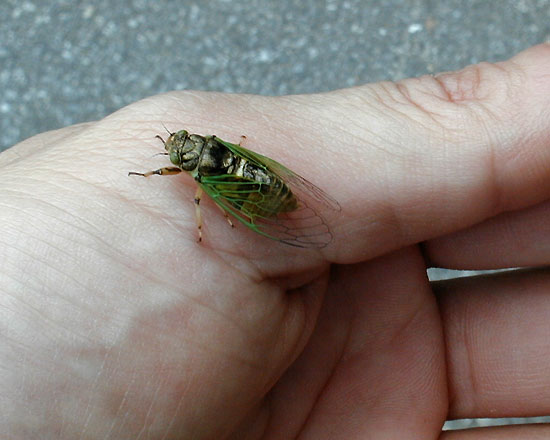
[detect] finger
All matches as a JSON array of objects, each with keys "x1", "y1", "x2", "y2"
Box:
[
  {"x1": 440, "y1": 424, "x2": 550, "y2": 439},
  {"x1": 73, "y1": 44, "x2": 550, "y2": 266},
  {"x1": 0, "y1": 122, "x2": 95, "y2": 167},
  {"x1": 435, "y1": 268, "x2": 550, "y2": 419},
  {"x1": 310, "y1": 43, "x2": 550, "y2": 262},
  {"x1": 262, "y1": 247, "x2": 447, "y2": 439},
  {"x1": 8, "y1": 45, "x2": 550, "y2": 267},
  {"x1": 425, "y1": 199, "x2": 550, "y2": 270}
]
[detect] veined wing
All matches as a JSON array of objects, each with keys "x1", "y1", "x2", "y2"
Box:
[
  {"x1": 200, "y1": 173, "x2": 336, "y2": 248},
  {"x1": 215, "y1": 137, "x2": 341, "y2": 212},
  {"x1": 200, "y1": 138, "x2": 340, "y2": 247}
]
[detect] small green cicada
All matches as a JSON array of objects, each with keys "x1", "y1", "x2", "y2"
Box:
[{"x1": 129, "y1": 129, "x2": 340, "y2": 248}]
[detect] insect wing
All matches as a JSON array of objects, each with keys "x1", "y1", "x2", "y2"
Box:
[
  {"x1": 203, "y1": 138, "x2": 340, "y2": 248},
  {"x1": 217, "y1": 138, "x2": 341, "y2": 211}
]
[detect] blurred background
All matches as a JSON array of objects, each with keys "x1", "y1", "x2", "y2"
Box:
[
  {"x1": 2, "y1": 0, "x2": 550, "y2": 430},
  {"x1": 1, "y1": 0, "x2": 549, "y2": 152}
]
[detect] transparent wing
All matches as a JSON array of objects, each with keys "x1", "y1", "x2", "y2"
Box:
[
  {"x1": 201, "y1": 139, "x2": 341, "y2": 248},
  {"x1": 217, "y1": 138, "x2": 341, "y2": 212}
]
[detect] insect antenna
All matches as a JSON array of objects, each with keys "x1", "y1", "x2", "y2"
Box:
[
  {"x1": 162, "y1": 123, "x2": 173, "y2": 136},
  {"x1": 155, "y1": 123, "x2": 175, "y2": 145}
]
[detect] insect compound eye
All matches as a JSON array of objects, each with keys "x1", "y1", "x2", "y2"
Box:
[{"x1": 169, "y1": 150, "x2": 180, "y2": 165}]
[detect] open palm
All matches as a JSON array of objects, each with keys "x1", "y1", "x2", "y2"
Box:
[{"x1": 3, "y1": 45, "x2": 550, "y2": 439}]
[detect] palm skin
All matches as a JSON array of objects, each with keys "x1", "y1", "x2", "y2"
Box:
[{"x1": 2, "y1": 44, "x2": 550, "y2": 439}]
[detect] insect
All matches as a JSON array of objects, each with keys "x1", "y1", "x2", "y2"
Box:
[{"x1": 129, "y1": 129, "x2": 340, "y2": 248}]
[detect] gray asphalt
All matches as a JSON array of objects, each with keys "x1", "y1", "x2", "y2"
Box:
[{"x1": 1, "y1": 0, "x2": 549, "y2": 151}]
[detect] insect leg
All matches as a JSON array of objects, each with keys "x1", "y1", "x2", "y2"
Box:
[
  {"x1": 238, "y1": 135, "x2": 247, "y2": 146},
  {"x1": 155, "y1": 134, "x2": 166, "y2": 145},
  {"x1": 214, "y1": 203, "x2": 234, "y2": 228},
  {"x1": 128, "y1": 167, "x2": 182, "y2": 177},
  {"x1": 194, "y1": 186, "x2": 203, "y2": 242}
]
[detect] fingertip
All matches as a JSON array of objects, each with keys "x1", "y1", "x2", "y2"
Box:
[{"x1": 510, "y1": 42, "x2": 550, "y2": 71}]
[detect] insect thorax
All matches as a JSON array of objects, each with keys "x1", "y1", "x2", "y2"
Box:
[
  {"x1": 197, "y1": 137, "x2": 298, "y2": 215},
  {"x1": 195, "y1": 137, "x2": 237, "y2": 176}
]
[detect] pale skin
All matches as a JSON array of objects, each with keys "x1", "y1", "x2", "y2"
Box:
[{"x1": 2, "y1": 44, "x2": 550, "y2": 438}]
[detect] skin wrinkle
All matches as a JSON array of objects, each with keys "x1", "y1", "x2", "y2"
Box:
[
  {"x1": 380, "y1": 157, "x2": 411, "y2": 247},
  {"x1": 252, "y1": 397, "x2": 272, "y2": 440},
  {"x1": 203, "y1": 232, "x2": 268, "y2": 281},
  {"x1": 106, "y1": 339, "x2": 208, "y2": 438},
  {"x1": 209, "y1": 320, "x2": 279, "y2": 372},
  {"x1": 0, "y1": 124, "x2": 92, "y2": 167},
  {"x1": 323, "y1": 90, "x2": 388, "y2": 139},
  {"x1": 270, "y1": 290, "x2": 307, "y2": 368},
  {"x1": 203, "y1": 218, "x2": 281, "y2": 281},
  {"x1": 1, "y1": 287, "x2": 95, "y2": 350},
  {"x1": 482, "y1": 110, "x2": 523, "y2": 215},
  {"x1": 429, "y1": 62, "x2": 528, "y2": 219},
  {"x1": 0, "y1": 202, "x2": 139, "y2": 310},
  {"x1": 4, "y1": 183, "x2": 273, "y2": 364},
  {"x1": 146, "y1": 382, "x2": 180, "y2": 439},
  {"x1": 77, "y1": 350, "x2": 113, "y2": 440},
  {"x1": 385, "y1": 289, "x2": 427, "y2": 355},
  {"x1": 437, "y1": 61, "x2": 522, "y2": 111},
  {"x1": 122, "y1": 193, "x2": 199, "y2": 246},
  {"x1": 2, "y1": 183, "x2": 134, "y2": 259},
  {"x1": 168, "y1": 285, "x2": 269, "y2": 362},
  {"x1": 179, "y1": 254, "x2": 305, "y2": 370},
  {"x1": 372, "y1": 82, "x2": 426, "y2": 127},
  {"x1": 495, "y1": 214, "x2": 525, "y2": 266},
  {"x1": 323, "y1": 98, "x2": 402, "y2": 163},
  {"x1": 497, "y1": 64, "x2": 526, "y2": 120},
  {"x1": 314, "y1": 102, "x2": 394, "y2": 158},
  {"x1": 449, "y1": 284, "x2": 479, "y2": 419},
  {"x1": 431, "y1": 74, "x2": 455, "y2": 103},
  {"x1": 415, "y1": 75, "x2": 456, "y2": 104},
  {"x1": 461, "y1": 63, "x2": 485, "y2": 102},
  {"x1": 212, "y1": 239, "x2": 276, "y2": 281},
  {"x1": 295, "y1": 325, "x2": 349, "y2": 440},
  {"x1": 103, "y1": 370, "x2": 137, "y2": 439},
  {"x1": 395, "y1": 79, "x2": 449, "y2": 126},
  {"x1": 0, "y1": 292, "x2": 46, "y2": 356},
  {"x1": 253, "y1": 289, "x2": 328, "y2": 439},
  {"x1": 166, "y1": 342, "x2": 276, "y2": 439},
  {"x1": 0, "y1": 228, "x2": 97, "y2": 307},
  {"x1": 484, "y1": 128, "x2": 506, "y2": 217},
  {"x1": 160, "y1": 392, "x2": 184, "y2": 440},
  {"x1": 1, "y1": 176, "x2": 231, "y2": 307},
  {"x1": 435, "y1": 63, "x2": 485, "y2": 103}
]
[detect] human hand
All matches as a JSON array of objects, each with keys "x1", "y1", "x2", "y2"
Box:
[{"x1": 3, "y1": 44, "x2": 550, "y2": 439}]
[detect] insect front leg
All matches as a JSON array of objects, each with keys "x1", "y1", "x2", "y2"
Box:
[
  {"x1": 128, "y1": 167, "x2": 182, "y2": 177},
  {"x1": 194, "y1": 186, "x2": 203, "y2": 242}
]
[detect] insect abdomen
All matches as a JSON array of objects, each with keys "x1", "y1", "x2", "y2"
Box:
[
  {"x1": 245, "y1": 172, "x2": 297, "y2": 217},
  {"x1": 243, "y1": 160, "x2": 298, "y2": 216},
  {"x1": 212, "y1": 164, "x2": 298, "y2": 219}
]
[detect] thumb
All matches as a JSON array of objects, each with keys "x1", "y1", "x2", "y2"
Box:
[{"x1": 317, "y1": 43, "x2": 550, "y2": 263}]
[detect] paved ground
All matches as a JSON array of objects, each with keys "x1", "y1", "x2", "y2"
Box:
[
  {"x1": 2, "y1": 0, "x2": 550, "y2": 430},
  {"x1": 1, "y1": 0, "x2": 549, "y2": 150}
]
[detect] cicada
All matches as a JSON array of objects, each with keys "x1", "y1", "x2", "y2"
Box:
[{"x1": 129, "y1": 129, "x2": 340, "y2": 248}]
